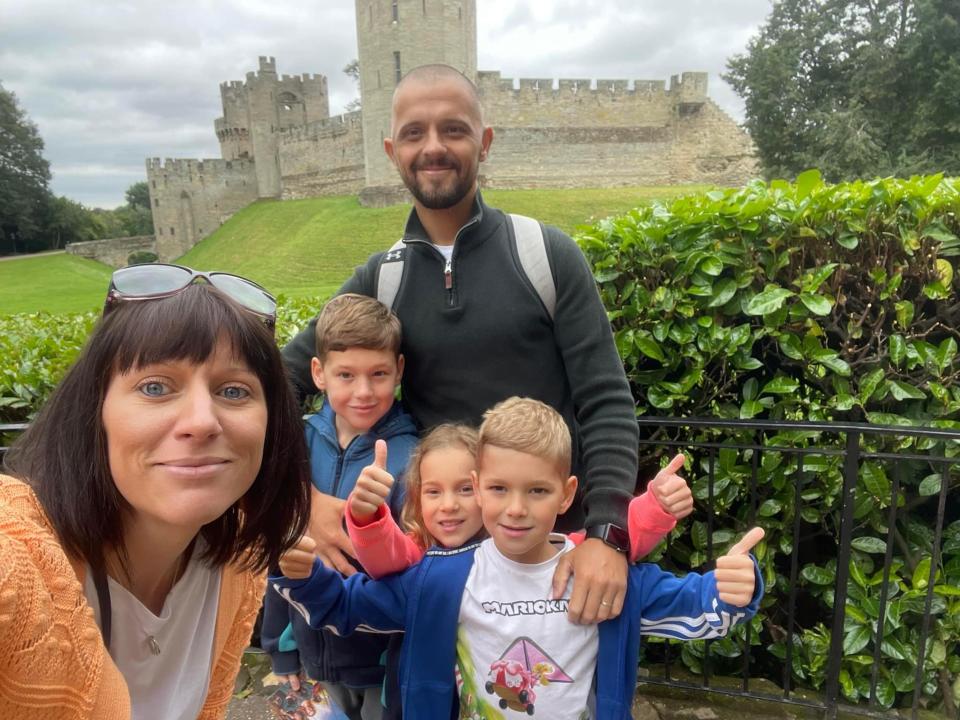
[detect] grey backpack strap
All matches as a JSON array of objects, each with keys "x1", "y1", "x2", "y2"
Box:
[
  {"x1": 376, "y1": 239, "x2": 407, "y2": 310},
  {"x1": 509, "y1": 213, "x2": 556, "y2": 321}
]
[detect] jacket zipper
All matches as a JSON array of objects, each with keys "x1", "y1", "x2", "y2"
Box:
[
  {"x1": 331, "y1": 450, "x2": 346, "y2": 498},
  {"x1": 444, "y1": 258, "x2": 453, "y2": 306}
]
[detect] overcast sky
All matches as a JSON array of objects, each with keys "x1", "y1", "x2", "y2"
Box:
[{"x1": 1, "y1": 0, "x2": 772, "y2": 209}]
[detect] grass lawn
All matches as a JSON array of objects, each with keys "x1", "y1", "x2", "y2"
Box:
[
  {"x1": 0, "y1": 253, "x2": 113, "y2": 315},
  {"x1": 1, "y1": 185, "x2": 706, "y2": 315}
]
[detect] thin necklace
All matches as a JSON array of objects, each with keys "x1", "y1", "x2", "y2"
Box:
[{"x1": 144, "y1": 552, "x2": 189, "y2": 655}]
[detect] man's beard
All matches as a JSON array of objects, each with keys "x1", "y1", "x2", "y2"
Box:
[{"x1": 401, "y1": 157, "x2": 475, "y2": 209}]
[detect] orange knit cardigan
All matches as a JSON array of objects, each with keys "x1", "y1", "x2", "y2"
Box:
[{"x1": 0, "y1": 474, "x2": 266, "y2": 719}]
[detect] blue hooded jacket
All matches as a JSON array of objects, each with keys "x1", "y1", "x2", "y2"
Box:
[{"x1": 261, "y1": 398, "x2": 418, "y2": 686}]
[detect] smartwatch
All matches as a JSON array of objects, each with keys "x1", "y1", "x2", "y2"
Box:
[{"x1": 585, "y1": 523, "x2": 630, "y2": 554}]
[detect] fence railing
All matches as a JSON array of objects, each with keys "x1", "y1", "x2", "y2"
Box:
[
  {"x1": 2, "y1": 417, "x2": 957, "y2": 718},
  {"x1": 0, "y1": 423, "x2": 27, "y2": 462},
  {"x1": 637, "y1": 417, "x2": 958, "y2": 720}
]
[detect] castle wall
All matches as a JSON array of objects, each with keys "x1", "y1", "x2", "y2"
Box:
[
  {"x1": 278, "y1": 112, "x2": 366, "y2": 199},
  {"x1": 478, "y1": 71, "x2": 707, "y2": 128},
  {"x1": 481, "y1": 97, "x2": 757, "y2": 189},
  {"x1": 146, "y1": 158, "x2": 258, "y2": 260},
  {"x1": 356, "y1": 0, "x2": 478, "y2": 189},
  {"x1": 65, "y1": 235, "x2": 157, "y2": 268}
]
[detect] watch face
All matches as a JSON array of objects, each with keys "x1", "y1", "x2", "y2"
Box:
[
  {"x1": 589, "y1": 523, "x2": 629, "y2": 553},
  {"x1": 605, "y1": 525, "x2": 630, "y2": 553}
]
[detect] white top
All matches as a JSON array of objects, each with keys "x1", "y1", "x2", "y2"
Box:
[
  {"x1": 434, "y1": 242, "x2": 455, "y2": 262},
  {"x1": 456, "y1": 536, "x2": 598, "y2": 720},
  {"x1": 84, "y1": 545, "x2": 223, "y2": 720}
]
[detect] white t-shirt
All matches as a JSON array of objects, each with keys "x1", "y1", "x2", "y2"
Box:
[
  {"x1": 456, "y1": 536, "x2": 598, "y2": 720},
  {"x1": 434, "y1": 242, "x2": 455, "y2": 263},
  {"x1": 84, "y1": 547, "x2": 222, "y2": 720}
]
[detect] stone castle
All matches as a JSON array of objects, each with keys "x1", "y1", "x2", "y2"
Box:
[{"x1": 144, "y1": 0, "x2": 757, "y2": 259}]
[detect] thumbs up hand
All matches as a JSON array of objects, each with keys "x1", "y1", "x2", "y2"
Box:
[
  {"x1": 349, "y1": 440, "x2": 396, "y2": 522},
  {"x1": 715, "y1": 527, "x2": 764, "y2": 607},
  {"x1": 647, "y1": 453, "x2": 694, "y2": 520}
]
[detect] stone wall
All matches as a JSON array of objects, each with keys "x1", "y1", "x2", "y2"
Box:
[
  {"x1": 146, "y1": 158, "x2": 258, "y2": 260},
  {"x1": 66, "y1": 235, "x2": 157, "y2": 268},
  {"x1": 478, "y1": 71, "x2": 707, "y2": 128},
  {"x1": 278, "y1": 112, "x2": 366, "y2": 199},
  {"x1": 481, "y1": 98, "x2": 757, "y2": 189}
]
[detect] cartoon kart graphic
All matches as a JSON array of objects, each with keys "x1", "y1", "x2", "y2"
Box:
[{"x1": 483, "y1": 637, "x2": 572, "y2": 715}]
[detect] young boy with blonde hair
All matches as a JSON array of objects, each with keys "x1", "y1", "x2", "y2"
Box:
[
  {"x1": 274, "y1": 397, "x2": 764, "y2": 720},
  {"x1": 262, "y1": 294, "x2": 418, "y2": 720}
]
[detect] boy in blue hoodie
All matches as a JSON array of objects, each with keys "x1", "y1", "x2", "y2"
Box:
[
  {"x1": 262, "y1": 294, "x2": 418, "y2": 720},
  {"x1": 273, "y1": 397, "x2": 764, "y2": 720}
]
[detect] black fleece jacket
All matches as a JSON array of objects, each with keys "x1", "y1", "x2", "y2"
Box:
[{"x1": 282, "y1": 193, "x2": 637, "y2": 530}]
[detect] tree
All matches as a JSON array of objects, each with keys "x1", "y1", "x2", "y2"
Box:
[
  {"x1": 44, "y1": 195, "x2": 102, "y2": 249},
  {"x1": 725, "y1": 0, "x2": 960, "y2": 180},
  {"x1": 124, "y1": 181, "x2": 150, "y2": 211},
  {"x1": 343, "y1": 59, "x2": 361, "y2": 112},
  {"x1": 0, "y1": 81, "x2": 51, "y2": 253}
]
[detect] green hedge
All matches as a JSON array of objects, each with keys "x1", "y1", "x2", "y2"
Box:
[
  {"x1": 0, "y1": 295, "x2": 325, "y2": 429},
  {"x1": 3, "y1": 173, "x2": 958, "y2": 710},
  {"x1": 577, "y1": 171, "x2": 959, "y2": 711}
]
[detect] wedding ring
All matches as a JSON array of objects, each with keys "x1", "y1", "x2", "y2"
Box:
[{"x1": 600, "y1": 600, "x2": 610, "y2": 606}]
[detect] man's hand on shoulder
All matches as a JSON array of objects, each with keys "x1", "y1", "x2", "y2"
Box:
[
  {"x1": 308, "y1": 487, "x2": 358, "y2": 576},
  {"x1": 551, "y1": 538, "x2": 628, "y2": 624}
]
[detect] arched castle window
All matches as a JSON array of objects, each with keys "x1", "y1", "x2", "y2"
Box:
[
  {"x1": 277, "y1": 91, "x2": 301, "y2": 112},
  {"x1": 394, "y1": 51, "x2": 401, "y2": 84},
  {"x1": 392, "y1": 0, "x2": 398, "y2": 22}
]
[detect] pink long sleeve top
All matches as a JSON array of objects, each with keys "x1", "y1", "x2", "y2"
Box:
[{"x1": 346, "y1": 490, "x2": 677, "y2": 579}]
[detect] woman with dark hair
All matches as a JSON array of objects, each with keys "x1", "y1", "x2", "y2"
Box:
[{"x1": 0, "y1": 265, "x2": 312, "y2": 719}]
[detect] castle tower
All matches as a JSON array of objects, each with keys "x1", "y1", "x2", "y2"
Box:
[
  {"x1": 355, "y1": 0, "x2": 477, "y2": 190},
  {"x1": 214, "y1": 56, "x2": 330, "y2": 198}
]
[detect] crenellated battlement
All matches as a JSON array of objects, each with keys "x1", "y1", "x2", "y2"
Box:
[
  {"x1": 276, "y1": 111, "x2": 363, "y2": 143},
  {"x1": 146, "y1": 157, "x2": 255, "y2": 177},
  {"x1": 476, "y1": 70, "x2": 706, "y2": 101}
]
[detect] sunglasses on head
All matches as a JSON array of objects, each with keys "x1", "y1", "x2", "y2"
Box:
[{"x1": 104, "y1": 263, "x2": 277, "y2": 332}]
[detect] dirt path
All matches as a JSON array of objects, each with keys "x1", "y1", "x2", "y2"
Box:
[{"x1": 0, "y1": 250, "x2": 65, "y2": 262}]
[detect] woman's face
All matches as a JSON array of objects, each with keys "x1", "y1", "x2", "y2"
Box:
[{"x1": 101, "y1": 338, "x2": 268, "y2": 534}]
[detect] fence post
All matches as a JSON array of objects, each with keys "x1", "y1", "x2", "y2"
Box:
[{"x1": 824, "y1": 430, "x2": 860, "y2": 719}]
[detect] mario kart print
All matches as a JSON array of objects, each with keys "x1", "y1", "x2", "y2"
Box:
[{"x1": 458, "y1": 635, "x2": 583, "y2": 718}]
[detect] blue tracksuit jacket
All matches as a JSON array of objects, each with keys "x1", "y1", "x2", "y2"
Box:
[{"x1": 271, "y1": 541, "x2": 763, "y2": 719}]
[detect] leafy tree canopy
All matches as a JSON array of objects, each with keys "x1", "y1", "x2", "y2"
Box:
[
  {"x1": 725, "y1": 0, "x2": 960, "y2": 181},
  {"x1": 124, "y1": 181, "x2": 150, "y2": 210},
  {"x1": 0, "y1": 81, "x2": 51, "y2": 250}
]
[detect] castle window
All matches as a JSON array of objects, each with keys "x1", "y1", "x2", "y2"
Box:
[
  {"x1": 377, "y1": 69, "x2": 382, "y2": 89},
  {"x1": 458, "y1": 5, "x2": 462, "y2": 20},
  {"x1": 158, "y1": 227, "x2": 163, "y2": 236},
  {"x1": 170, "y1": 227, "x2": 175, "y2": 236},
  {"x1": 151, "y1": 180, "x2": 156, "y2": 189},
  {"x1": 423, "y1": 0, "x2": 426, "y2": 14},
  {"x1": 368, "y1": 4, "x2": 372, "y2": 29},
  {"x1": 394, "y1": 51, "x2": 401, "y2": 84},
  {"x1": 154, "y1": 199, "x2": 159, "y2": 208},
  {"x1": 392, "y1": 0, "x2": 398, "y2": 22}
]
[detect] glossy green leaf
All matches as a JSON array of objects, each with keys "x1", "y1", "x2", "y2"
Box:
[
  {"x1": 743, "y1": 287, "x2": 794, "y2": 316},
  {"x1": 799, "y1": 293, "x2": 833, "y2": 316}
]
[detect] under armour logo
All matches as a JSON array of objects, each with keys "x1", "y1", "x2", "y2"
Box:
[{"x1": 384, "y1": 249, "x2": 403, "y2": 262}]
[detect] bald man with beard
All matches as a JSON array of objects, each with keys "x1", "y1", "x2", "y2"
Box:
[{"x1": 283, "y1": 64, "x2": 639, "y2": 627}]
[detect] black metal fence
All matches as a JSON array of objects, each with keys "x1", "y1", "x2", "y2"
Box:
[
  {"x1": 0, "y1": 423, "x2": 26, "y2": 461},
  {"x1": 637, "y1": 417, "x2": 959, "y2": 720},
  {"x1": 2, "y1": 417, "x2": 956, "y2": 718}
]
